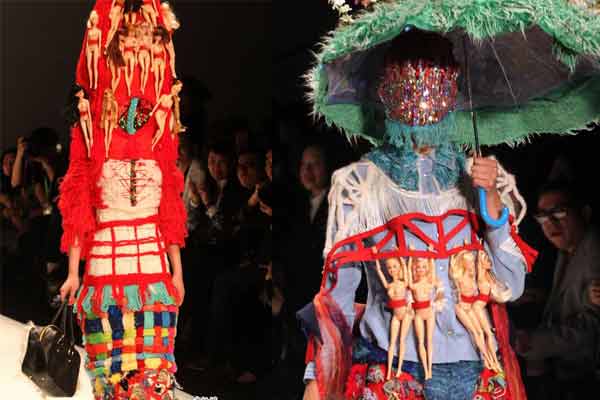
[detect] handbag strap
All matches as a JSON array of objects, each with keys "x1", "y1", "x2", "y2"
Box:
[
  {"x1": 59, "y1": 301, "x2": 76, "y2": 347},
  {"x1": 50, "y1": 300, "x2": 67, "y2": 327},
  {"x1": 46, "y1": 301, "x2": 76, "y2": 346},
  {"x1": 66, "y1": 304, "x2": 76, "y2": 347},
  {"x1": 40, "y1": 301, "x2": 67, "y2": 342}
]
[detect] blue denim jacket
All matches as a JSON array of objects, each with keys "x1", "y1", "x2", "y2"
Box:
[{"x1": 302, "y1": 154, "x2": 526, "y2": 380}]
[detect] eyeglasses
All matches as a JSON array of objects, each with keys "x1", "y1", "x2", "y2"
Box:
[{"x1": 534, "y1": 207, "x2": 568, "y2": 225}]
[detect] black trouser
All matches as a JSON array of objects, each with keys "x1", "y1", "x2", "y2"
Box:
[
  {"x1": 205, "y1": 265, "x2": 265, "y2": 370},
  {"x1": 178, "y1": 241, "x2": 225, "y2": 361}
]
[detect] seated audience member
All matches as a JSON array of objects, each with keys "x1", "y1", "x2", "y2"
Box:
[
  {"x1": 204, "y1": 146, "x2": 271, "y2": 382},
  {"x1": 175, "y1": 132, "x2": 206, "y2": 354},
  {"x1": 516, "y1": 180, "x2": 600, "y2": 400},
  {"x1": 286, "y1": 144, "x2": 330, "y2": 314},
  {"x1": 183, "y1": 141, "x2": 245, "y2": 367},
  {"x1": 178, "y1": 132, "x2": 206, "y2": 234},
  {"x1": 237, "y1": 147, "x2": 268, "y2": 262}
]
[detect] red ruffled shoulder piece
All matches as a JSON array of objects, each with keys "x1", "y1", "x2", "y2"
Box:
[
  {"x1": 155, "y1": 132, "x2": 187, "y2": 248},
  {"x1": 58, "y1": 125, "x2": 98, "y2": 257}
]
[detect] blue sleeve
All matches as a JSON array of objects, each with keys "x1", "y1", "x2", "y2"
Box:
[{"x1": 485, "y1": 221, "x2": 526, "y2": 301}]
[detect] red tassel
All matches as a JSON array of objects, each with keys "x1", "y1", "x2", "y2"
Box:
[
  {"x1": 490, "y1": 303, "x2": 527, "y2": 400},
  {"x1": 91, "y1": 286, "x2": 103, "y2": 317},
  {"x1": 305, "y1": 336, "x2": 316, "y2": 364},
  {"x1": 313, "y1": 292, "x2": 353, "y2": 400},
  {"x1": 76, "y1": 285, "x2": 90, "y2": 318}
]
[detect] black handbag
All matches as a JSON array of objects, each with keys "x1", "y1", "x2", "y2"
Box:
[{"x1": 21, "y1": 301, "x2": 80, "y2": 397}]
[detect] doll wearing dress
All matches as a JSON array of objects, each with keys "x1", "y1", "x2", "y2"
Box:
[{"x1": 150, "y1": 79, "x2": 183, "y2": 149}]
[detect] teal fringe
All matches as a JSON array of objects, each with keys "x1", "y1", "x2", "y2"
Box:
[
  {"x1": 77, "y1": 282, "x2": 177, "y2": 316},
  {"x1": 366, "y1": 116, "x2": 465, "y2": 191},
  {"x1": 384, "y1": 113, "x2": 458, "y2": 148}
]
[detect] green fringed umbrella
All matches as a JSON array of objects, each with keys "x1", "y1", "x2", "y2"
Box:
[{"x1": 308, "y1": 0, "x2": 600, "y2": 147}]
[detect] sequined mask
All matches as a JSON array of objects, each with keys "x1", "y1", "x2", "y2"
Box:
[{"x1": 378, "y1": 59, "x2": 459, "y2": 126}]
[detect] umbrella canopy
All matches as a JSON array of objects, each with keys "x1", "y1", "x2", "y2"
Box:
[{"x1": 308, "y1": 0, "x2": 600, "y2": 146}]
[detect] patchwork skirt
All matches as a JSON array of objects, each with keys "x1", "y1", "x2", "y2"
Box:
[
  {"x1": 75, "y1": 218, "x2": 181, "y2": 399},
  {"x1": 79, "y1": 303, "x2": 178, "y2": 399}
]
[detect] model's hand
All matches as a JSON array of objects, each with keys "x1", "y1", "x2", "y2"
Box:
[
  {"x1": 303, "y1": 380, "x2": 320, "y2": 400},
  {"x1": 471, "y1": 156, "x2": 503, "y2": 219},
  {"x1": 471, "y1": 156, "x2": 498, "y2": 190},
  {"x1": 172, "y1": 274, "x2": 185, "y2": 306},
  {"x1": 59, "y1": 274, "x2": 80, "y2": 305}
]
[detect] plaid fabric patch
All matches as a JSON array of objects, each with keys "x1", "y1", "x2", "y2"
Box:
[{"x1": 80, "y1": 303, "x2": 178, "y2": 381}]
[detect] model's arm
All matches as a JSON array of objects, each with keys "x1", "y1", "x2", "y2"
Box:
[
  {"x1": 58, "y1": 124, "x2": 96, "y2": 255},
  {"x1": 157, "y1": 134, "x2": 187, "y2": 248},
  {"x1": 58, "y1": 121, "x2": 97, "y2": 303},
  {"x1": 167, "y1": 244, "x2": 185, "y2": 305},
  {"x1": 470, "y1": 158, "x2": 526, "y2": 301},
  {"x1": 60, "y1": 236, "x2": 82, "y2": 304}
]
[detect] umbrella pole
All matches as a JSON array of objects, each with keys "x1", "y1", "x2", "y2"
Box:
[
  {"x1": 462, "y1": 36, "x2": 481, "y2": 156},
  {"x1": 462, "y1": 35, "x2": 509, "y2": 228}
]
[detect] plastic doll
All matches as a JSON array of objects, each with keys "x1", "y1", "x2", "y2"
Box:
[
  {"x1": 160, "y1": 1, "x2": 180, "y2": 32},
  {"x1": 372, "y1": 247, "x2": 413, "y2": 380},
  {"x1": 106, "y1": 33, "x2": 125, "y2": 91},
  {"x1": 105, "y1": 0, "x2": 125, "y2": 53},
  {"x1": 76, "y1": 88, "x2": 93, "y2": 157},
  {"x1": 449, "y1": 249, "x2": 498, "y2": 371},
  {"x1": 124, "y1": 0, "x2": 142, "y2": 26},
  {"x1": 160, "y1": 1, "x2": 179, "y2": 78},
  {"x1": 137, "y1": 22, "x2": 153, "y2": 93},
  {"x1": 101, "y1": 88, "x2": 119, "y2": 159},
  {"x1": 473, "y1": 249, "x2": 503, "y2": 371},
  {"x1": 152, "y1": 26, "x2": 169, "y2": 99},
  {"x1": 150, "y1": 79, "x2": 183, "y2": 149},
  {"x1": 123, "y1": 25, "x2": 139, "y2": 96},
  {"x1": 407, "y1": 251, "x2": 441, "y2": 380},
  {"x1": 86, "y1": 10, "x2": 102, "y2": 90},
  {"x1": 141, "y1": 0, "x2": 158, "y2": 26}
]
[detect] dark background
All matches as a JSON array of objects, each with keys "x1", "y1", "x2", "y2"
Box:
[{"x1": 0, "y1": 0, "x2": 271, "y2": 150}]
